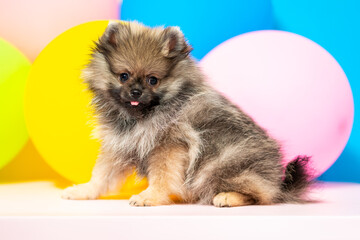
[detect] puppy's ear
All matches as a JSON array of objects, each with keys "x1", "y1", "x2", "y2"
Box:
[
  {"x1": 100, "y1": 21, "x2": 125, "y2": 49},
  {"x1": 162, "y1": 26, "x2": 192, "y2": 58}
]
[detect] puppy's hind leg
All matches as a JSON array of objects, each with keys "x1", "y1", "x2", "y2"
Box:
[
  {"x1": 62, "y1": 153, "x2": 132, "y2": 200},
  {"x1": 213, "y1": 192, "x2": 253, "y2": 207},
  {"x1": 212, "y1": 173, "x2": 280, "y2": 207}
]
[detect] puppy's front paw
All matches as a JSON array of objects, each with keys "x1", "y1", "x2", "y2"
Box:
[
  {"x1": 62, "y1": 183, "x2": 100, "y2": 200},
  {"x1": 129, "y1": 191, "x2": 170, "y2": 207}
]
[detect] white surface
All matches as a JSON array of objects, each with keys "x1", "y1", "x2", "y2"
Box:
[
  {"x1": 0, "y1": 181, "x2": 359, "y2": 239},
  {"x1": 1, "y1": 181, "x2": 360, "y2": 216}
]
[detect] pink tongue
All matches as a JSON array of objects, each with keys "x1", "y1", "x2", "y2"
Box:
[{"x1": 130, "y1": 101, "x2": 139, "y2": 106}]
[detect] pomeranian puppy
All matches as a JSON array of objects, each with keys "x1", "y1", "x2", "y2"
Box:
[{"x1": 62, "y1": 21, "x2": 311, "y2": 207}]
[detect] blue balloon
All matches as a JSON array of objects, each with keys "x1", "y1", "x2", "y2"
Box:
[
  {"x1": 120, "y1": 0, "x2": 274, "y2": 60},
  {"x1": 272, "y1": 0, "x2": 360, "y2": 182}
]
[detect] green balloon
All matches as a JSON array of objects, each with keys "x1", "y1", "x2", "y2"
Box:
[{"x1": 0, "y1": 38, "x2": 30, "y2": 169}]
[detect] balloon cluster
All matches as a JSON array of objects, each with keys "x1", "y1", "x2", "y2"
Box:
[
  {"x1": 0, "y1": 1, "x2": 355, "y2": 191},
  {"x1": 0, "y1": 1, "x2": 120, "y2": 182}
]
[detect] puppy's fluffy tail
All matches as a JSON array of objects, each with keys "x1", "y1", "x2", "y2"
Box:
[{"x1": 279, "y1": 156, "x2": 313, "y2": 203}]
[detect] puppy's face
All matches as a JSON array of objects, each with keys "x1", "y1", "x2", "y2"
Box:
[{"x1": 86, "y1": 22, "x2": 192, "y2": 118}]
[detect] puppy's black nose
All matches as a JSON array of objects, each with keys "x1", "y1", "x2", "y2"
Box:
[{"x1": 130, "y1": 89, "x2": 142, "y2": 99}]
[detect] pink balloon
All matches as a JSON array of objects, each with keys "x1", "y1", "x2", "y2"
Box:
[
  {"x1": 200, "y1": 30, "x2": 354, "y2": 177},
  {"x1": 0, "y1": 0, "x2": 119, "y2": 61}
]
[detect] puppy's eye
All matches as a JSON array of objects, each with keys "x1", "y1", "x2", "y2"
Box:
[
  {"x1": 119, "y1": 73, "x2": 129, "y2": 82},
  {"x1": 147, "y1": 76, "x2": 158, "y2": 86}
]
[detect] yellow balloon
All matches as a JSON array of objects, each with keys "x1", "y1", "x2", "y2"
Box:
[{"x1": 25, "y1": 20, "x2": 147, "y2": 195}]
